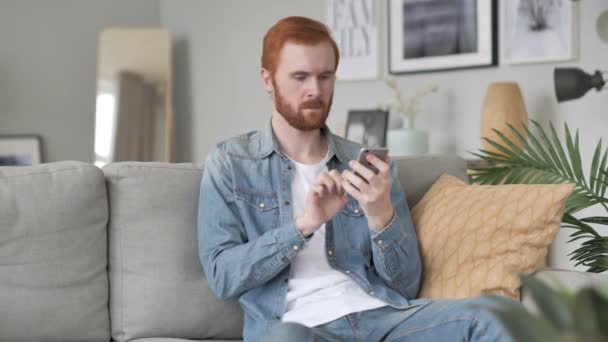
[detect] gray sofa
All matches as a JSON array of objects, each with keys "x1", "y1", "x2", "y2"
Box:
[{"x1": 1, "y1": 156, "x2": 605, "y2": 342}]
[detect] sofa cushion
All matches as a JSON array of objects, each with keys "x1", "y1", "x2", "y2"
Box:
[
  {"x1": 104, "y1": 162, "x2": 243, "y2": 342},
  {"x1": 0, "y1": 161, "x2": 109, "y2": 342},
  {"x1": 411, "y1": 174, "x2": 574, "y2": 300}
]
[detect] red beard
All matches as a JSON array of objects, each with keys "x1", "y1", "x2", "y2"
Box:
[{"x1": 273, "y1": 79, "x2": 333, "y2": 131}]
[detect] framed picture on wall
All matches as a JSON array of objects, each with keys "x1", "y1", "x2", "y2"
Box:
[
  {"x1": 326, "y1": 0, "x2": 379, "y2": 80},
  {"x1": 345, "y1": 110, "x2": 388, "y2": 147},
  {"x1": 502, "y1": 0, "x2": 577, "y2": 64},
  {"x1": 0, "y1": 135, "x2": 42, "y2": 166},
  {"x1": 388, "y1": 0, "x2": 497, "y2": 74}
]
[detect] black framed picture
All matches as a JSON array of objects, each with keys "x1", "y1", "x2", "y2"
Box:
[
  {"x1": 0, "y1": 135, "x2": 42, "y2": 166},
  {"x1": 388, "y1": 0, "x2": 497, "y2": 74},
  {"x1": 345, "y1": 110, "x2": 389, "y2": 148}
]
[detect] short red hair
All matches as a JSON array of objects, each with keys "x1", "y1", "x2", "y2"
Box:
[{"x1": 261, "y1": 16, "x2": 340, "y2": 75}]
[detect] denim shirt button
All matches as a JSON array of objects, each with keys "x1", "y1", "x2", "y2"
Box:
[
  {"x1": 377, "y1": 239, "x2": 383, "y2": 245},
  {"x1": 327, "y1": 249, "x2": 334, "y2": 256},
  {"x1": 259, "y1": 202, "x2": 265, "y2": 208},
  {"x1": 284, "y1": 200, "x2": 290, "y2": 206},
  {"x1": 354, "y1": 208, "x2": 360, "y2": 214},
  {"x1": 292, "y1": 245, "x2": 300, "y2": 251},
  {"x1": 345, "y1": 270, "x2": 351, "y2": 274},
  {"x1": 369, "y1": 291, "x2": 375, "y2": 296}
]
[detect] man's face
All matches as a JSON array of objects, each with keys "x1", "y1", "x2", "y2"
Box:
[{"x1": 264, "y1": 41, "x2": 336, "y2": 131}]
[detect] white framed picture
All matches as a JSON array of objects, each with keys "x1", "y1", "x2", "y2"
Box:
[
  {"x1": 0, "y1": 135, "x2": 42, "y2": 166},
  {"x1": 326, "y1": 0, "x2": 379, "y2": 80},
  {"x1": 502, "y1": 0, "x2": 577, "y2": 64},
  {"x1": 388, "y1": 0, "x2": 497, "y2": 74}
]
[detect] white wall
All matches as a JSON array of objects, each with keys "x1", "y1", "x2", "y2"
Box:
[
  {"x1": 0, "y1": 0, "x2": 160, "y2": 162},
  {"x1": 161, "y1": 0, "x2": 608, "y2": 271},
  {"x1": 159, "y1": 0, "x2": 327, "y2": 162}
]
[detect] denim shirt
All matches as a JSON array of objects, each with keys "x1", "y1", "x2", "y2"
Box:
[{"x1": 197, "y1": 124, "x2": 422, "y2": 342}]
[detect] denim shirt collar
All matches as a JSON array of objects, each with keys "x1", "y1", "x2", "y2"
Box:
[{"x1": 258, "y1": 119, "x2": 350, "y2": 164}]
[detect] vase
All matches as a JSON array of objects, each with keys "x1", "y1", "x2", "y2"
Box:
[
  {"x1": 480, "y1": 82, "x2": 528, "y2": 154},
  {"x1": 386, "y1": 128, "x2": 429, "y2": 156}
]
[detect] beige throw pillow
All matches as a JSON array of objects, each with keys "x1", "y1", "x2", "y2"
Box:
[{"x1": 411, "y1": 174, "x2": 574, "y2": 300}]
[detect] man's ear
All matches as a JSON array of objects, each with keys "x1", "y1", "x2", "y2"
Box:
[{"x1": 260, "y1": 68, "x2": 274, "y2": 93}]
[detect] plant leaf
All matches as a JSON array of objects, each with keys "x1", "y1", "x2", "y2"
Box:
[
  {"x1": 546, "y1": 121, "x2": 575, "y2": 180},
  {"x1": 520, "y1": 275, "x2": 573, "y2": 330},
  {"x1": 482, "y1": 137, "x2": 524, "y2": 162},
  {"x1": 524, "y1": 122, "x2": 561, "y2": 173},
  {"x1": 581, "y1": 217, "x2": 608, "y2": 225},
  {"x1": 572, "y1": 287, "x2": 608, "y2": 337},
  {"x1": 485, "y1": 295, "x2": 561, "y2": 341},
  {"x1": 530, "y1": 120, "x2": 567, "y2": 178},
  {"x1": 566, "y1": 124, "x2": 586, "y2": 186},
  {"x1": 599, "y1": 156, "x2": 608, "y2": 197},
  {"x1": 493, "y1": 128, "x2": 535, "y2": 164},
  {"x1": 509, "y1": 122, "x2": 547, "y2": 168},
  {"x1": 590, "y1": 139, "x2": 602, "y2": 193},
  {"x1": 561, "y1": 214, "x2": 608, "y2": 272}
]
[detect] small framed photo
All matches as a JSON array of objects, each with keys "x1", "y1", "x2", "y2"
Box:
[
  {"x1": 0, "y1": 135, "x2": 42, "y2": 166},
  {"x1": 502, "y1": 0, "x2": 576, "y2": 64},
  {"x1": 345, "y1": 110, "x2": 388, "y2": 147},
  {"x1": 388, "y1": 0, "x2": 497, "y2": 74}
]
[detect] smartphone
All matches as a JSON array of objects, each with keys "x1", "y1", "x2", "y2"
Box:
[{"x1": 356, "y1": 147, "x2": 389, "y2": 174}]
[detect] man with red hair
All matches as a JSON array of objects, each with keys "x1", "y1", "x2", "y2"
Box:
[{"x1": 198, "y1": 16, "x2": 511, "y2": 342}]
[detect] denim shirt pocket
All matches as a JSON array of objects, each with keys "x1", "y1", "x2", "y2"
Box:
[
  {"x1": 234, "y1": 187, "x2": 280, "y2": 237},
  {"x1": 340, "y1": 198, "x2": 364, "y2": 218},
  {"x1": 339, "y1": 198, "x2": 370, "y2": 253}
]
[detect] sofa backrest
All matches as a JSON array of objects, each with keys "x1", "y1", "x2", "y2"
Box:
[
  {"x1": 103, "y1": 162, "x2": 244, "y2": 342},
  {"x1": 0, "y1": 161, "x2": 110, "y2": 342},
  {"x1": 102, "y1": 155, "x2": 467, "y2": 341},
  {"x1": 392, "y1": 155, "x2": 468, "y2": 207},
  {"x1": 0, "y1": 155, "x2": 467, "y2": 342}
]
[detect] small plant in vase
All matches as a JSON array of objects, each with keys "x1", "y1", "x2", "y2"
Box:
[
  {"x1": 379, "y1": 76, "x2": 438, "y2": 156},
  {"x1": 380, "y1": 76, "x2": 438, "y2": 130}
]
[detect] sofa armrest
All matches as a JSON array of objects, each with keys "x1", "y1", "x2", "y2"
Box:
[{"x1": 521, "y1": 268, "x2": 608, "y2": 310}]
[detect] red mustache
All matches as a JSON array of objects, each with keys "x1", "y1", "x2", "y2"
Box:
[{"x1": 300, "y1": 98, "x2": 323, "y2": 109}]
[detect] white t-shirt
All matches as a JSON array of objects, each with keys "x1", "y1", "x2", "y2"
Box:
[{"x1": 282, "y1": 153, "x2": 387, "y2": 327}]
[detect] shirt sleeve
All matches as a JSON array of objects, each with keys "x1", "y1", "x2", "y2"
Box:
[{"x1": 368, "y1": 161, "x2": 422, "y2": 299}]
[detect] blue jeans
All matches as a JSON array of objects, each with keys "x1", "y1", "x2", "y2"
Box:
[{"x1": 262, "y1": 297, "x2": 513, "y2": 342}]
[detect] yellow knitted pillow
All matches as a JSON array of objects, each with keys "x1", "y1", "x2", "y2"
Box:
[{"x1": 411, "y1": 174, "x2": 574, "y2": 300}]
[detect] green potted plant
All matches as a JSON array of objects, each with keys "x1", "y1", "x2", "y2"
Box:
[
  {"x1": 488, "y1": 274, "x2": 608, "y2": 341},
  {"x1": 470, "y1": 120, "x2": 608, "y2": 272}
]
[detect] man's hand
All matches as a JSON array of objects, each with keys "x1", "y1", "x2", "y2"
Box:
[
  {"x1": 341, "y1": 154, "x2": 394, "y2": 231},
  {"x1": 296, "y1": 170, "x2": 348, "y2": 237}
]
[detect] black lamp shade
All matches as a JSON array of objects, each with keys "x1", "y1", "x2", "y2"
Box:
[{"x1": 554, "y1": 68, "x2": 606, "y2": 102}]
